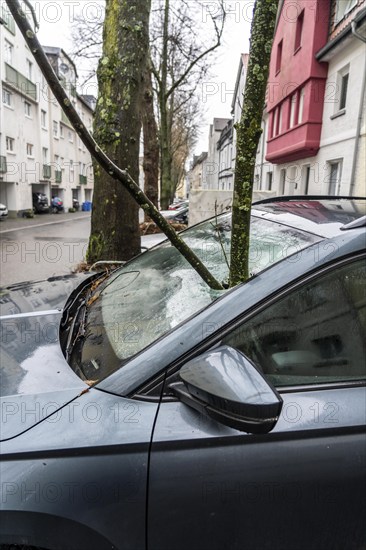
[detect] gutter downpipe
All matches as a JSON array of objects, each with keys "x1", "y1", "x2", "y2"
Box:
[{"x1": 349, "y1": 21, "x2": 366, "y2": 196}]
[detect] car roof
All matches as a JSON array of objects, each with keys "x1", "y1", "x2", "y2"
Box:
[{"x1": 251, "y1": 197, "x2": 366, "y2": 238}]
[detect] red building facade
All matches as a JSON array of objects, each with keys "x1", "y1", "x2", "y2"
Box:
[{"x1": 266, "y1": 0, "x2": 331, "y2": 164}]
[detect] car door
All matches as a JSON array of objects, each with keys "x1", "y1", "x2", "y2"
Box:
[{"x1": 148, "y1": 256, "x2": 366, "y2": 550}]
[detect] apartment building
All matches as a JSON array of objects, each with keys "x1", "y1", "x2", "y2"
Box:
[
  {"x1": 0, "y1": 6, "x2": 94, "y2": 216},
  {"x1": 256, "y1": 0, "x2": 366, "y2": 196}
]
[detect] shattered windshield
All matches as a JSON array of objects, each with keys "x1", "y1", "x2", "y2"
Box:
[{"x1": 69, "y1": 212, "x2": 319, "y2": 381}]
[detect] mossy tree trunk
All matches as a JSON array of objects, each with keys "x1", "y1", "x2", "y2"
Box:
[
  {"x1": 229, "y1": 0, "x2": 277, "y2": 287},
  {"x1": 87, "y1": 0, "x2": 151, "y2": 263}
]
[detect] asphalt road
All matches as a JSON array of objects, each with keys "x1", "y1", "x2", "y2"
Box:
[{"x1": 0, "y1": 213, "x2": 165, "y2": 287}]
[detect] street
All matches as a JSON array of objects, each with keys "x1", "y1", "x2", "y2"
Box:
[{"x1": 0, "y1": 213, "x2": 165, "y2": 287}]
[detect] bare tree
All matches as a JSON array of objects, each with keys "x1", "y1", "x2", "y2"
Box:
[{"x1": 150, "y1": 0, "x2": 226, "y2": 208}]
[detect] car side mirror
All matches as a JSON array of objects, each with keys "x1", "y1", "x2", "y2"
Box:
[{"x1": 169, "y1": 345, "x2": 283, "y2": 434}]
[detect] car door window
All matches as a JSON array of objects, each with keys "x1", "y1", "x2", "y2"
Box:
[{"x1": 221, "y1": 259, "x2": 366, "y2": 387}]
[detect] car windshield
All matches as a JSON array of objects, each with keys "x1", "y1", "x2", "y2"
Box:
[{"x1": 70, "y1": 212, "x2": 320, "y2": 382}]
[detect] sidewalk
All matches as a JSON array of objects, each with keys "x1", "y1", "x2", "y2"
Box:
[{"x1": 0, "y1": 211, "x2": 91, "y2": 233}]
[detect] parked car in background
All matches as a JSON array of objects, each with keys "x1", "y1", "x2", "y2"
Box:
[
  {"x1": 50, "y1": 196, "x2": 64, "y2": 213},
  {"x1": 161, "y1": 205, "x2": 189, "y2": 224},
  {"x1": 169, "y1": 199, "x2": 189, "y2": 210},
  {"x1": 0, "y1": 203, "x2": 8, "y2": 219},
  {"x1": 0, "y1": 197, "x2": 365, "y2": 550},
  {"x1": 32, "y1": 192, "x2": 49, "y2": 213}
]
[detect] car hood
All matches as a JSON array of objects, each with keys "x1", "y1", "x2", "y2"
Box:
[{"x1": 0, "y1": 273, "x2": 91, "y2": 441}]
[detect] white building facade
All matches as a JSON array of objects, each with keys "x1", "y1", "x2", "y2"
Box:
[{"x1": 0, "y1": 7, "x2": 94, "y2": 216}]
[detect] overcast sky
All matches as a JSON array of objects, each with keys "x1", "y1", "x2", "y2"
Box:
[{"x1": 34, "y1": 0, "x2": 252, "y2": 155}]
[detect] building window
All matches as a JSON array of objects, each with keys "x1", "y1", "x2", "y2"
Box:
[
  {"x1": 26, "y1": 59, "x2": 33, "y2": 81},
  {"x1": 6, "y1": 136, "x2": 14, "y2": 152},
  {"x1": 42, "y1": 147, "x2": 48, "y2": 164},
  {"x1": 280, "y1": 169, "x2": 286, "y2": 195},
  {"x1": 24, "y1": 101, "x2": 31, "y2": 117},
  {"x1": 70, "y1": 159, "x2": 74, "y2": 171},
  {"x1": 339, "y1": 72, "x2": 349, "y2": 110},
  {"x1": 68, "y1": 131, "x2": 74, "y2": 143},
  {"x1": 4, "y1": 40, "x2": 13, "y2": 64},
  {"x1": 276, "y1": 40, "x2": 283, "y2": 74},
  {"x1": 60, "y1": 124, "x2": 64, "y2": 138},
  {"x1": 272, "y1": 108, "x2": 279, "y2": 137},
  {"x1": 2, "y1": 88, "x2": 12, "y2": 107},
  {"x1": 298, "y1": 87, "x2": 305, "y2": 123},
  {"x1": 53, "y1": 121, "x2": 59, "y2": 138},
  {"x1": 41, "y1": 110, "x2": 47, "y2": 128},
  {"x1": 294, "y1": 9, "x2": 304, "y2": 52},
  {"x1": 278, "y1": 104, "x2": 283, "y2": 134},
  {"x1": 336, "y1": 0, "x2": 357, "y2": 23},
  {"x1": 266, "y1": 171, "x2": 273, "y2": 191},
  {"x1": 303, "y1": 165, "x2": 311, "y2": 194},
  {"x1": 289, "y1": 93, "x2": 297, "y2": 128},
  {"x1": 328, "y1": 160, "x2": 342, "y2": 195},
  {"x1": 26, "y1": 143, "x2": 33, "y2": 157}
]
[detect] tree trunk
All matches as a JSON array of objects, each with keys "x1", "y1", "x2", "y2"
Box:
[
  {"x1": 142, "y1": 61, "x2": 159, "y2": 217},
  {"x1": 87, "y1": 0, "x2": 150, "y2": 263},
  {"x1": 229, "y1": 0, "x2": 277, "y2": 287},
  {"x1": 158, "y1": 0, "x2": 172, "y2": 210}
]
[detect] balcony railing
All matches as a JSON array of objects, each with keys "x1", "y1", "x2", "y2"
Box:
[
  {"x1": 79, "y1": 175, "x2": 87, "y2": 185},
  {"x1": 43, "y1": 165, "x2": 52, "y2": 179},
  {"x1": 5, "y1": 63, "x2": 37, "y2": 101},
  {"x1": 55, "y1": 170, "x2": 62, "y2": 184},
  {"x1": 0, "y1": 156, "x2": 7, "y2": 174}
]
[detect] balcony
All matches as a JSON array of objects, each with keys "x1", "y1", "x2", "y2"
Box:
[
  {"x1": 0, "y1": 156, "x2": 7, "y2": 174},
  {"x1": 79, "y1": 175, "x2": 87, "y2": 185},
  {"x1": 266, "y1": 122, "x2": 322, "y2": 164},
  {"x1": 43, "y1": 165, "x2": 52, "y2": 179},
  {"x1": 5, "y1": 63, "x2": 37, "y2": 101},
  {"x1": 55, "y1": 170, "x2": 62, "y2": 184}
]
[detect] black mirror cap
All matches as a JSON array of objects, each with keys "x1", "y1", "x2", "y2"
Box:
[{"x1": 175, "y1": 345, "x2": 283, "y2": 434}]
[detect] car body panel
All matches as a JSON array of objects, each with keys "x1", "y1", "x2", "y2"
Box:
[
  {"x1": 148, "y1": 386, "x2": 366, "y2": 550},
  {"x1": 0, "y1": 273, "x2": 94, "y2": 438},
  {"x1": 0, "y1": 389, "x2": 159, "y2": 549}
]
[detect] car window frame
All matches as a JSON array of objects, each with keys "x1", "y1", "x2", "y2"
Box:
[{"x1": 146, "y1": 252, "x2": 366, "y2": 400}]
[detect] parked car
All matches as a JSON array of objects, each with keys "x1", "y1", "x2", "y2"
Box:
[
  {"x1": 169, "y1": 199, "x2": 189, "y2": 210},
  {"x1": 0, "y1": 202, "x2": 8, "y2": 219},
  {"x1": 32, "y1": 192, "x2": 49, "y2": 213},
  {"x1": 1, "y1": 197, "x2": 365, "y2": 550},
  {"x1": 51, "y1": 196, "x2": 64, "y2": 213},
  {"x1": 161, "y1": 205, "x2": 189, "y2": 224}
]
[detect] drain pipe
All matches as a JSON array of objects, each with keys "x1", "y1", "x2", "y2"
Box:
[{"x1": 349, "y1": 21, "x2": 366, "y2": 195}]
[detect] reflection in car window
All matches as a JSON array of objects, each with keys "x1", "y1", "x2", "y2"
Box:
[
  {"x1": 77, "y1": 214, "x2": 319, "y2": 381},
  {"x1": 221, "y1": 259, "x2": 366, "y2": 387}
]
